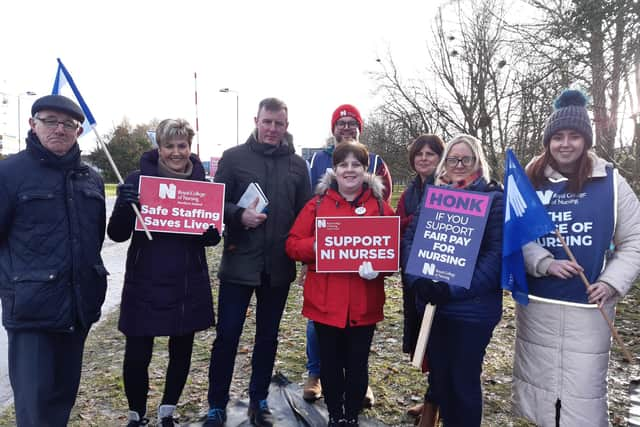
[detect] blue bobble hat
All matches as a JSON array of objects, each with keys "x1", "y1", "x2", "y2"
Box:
[
  {"x1": 31, "y1": 95, "x2": 85, "y2": 123},
  {"x1": 542, "y1": 90, "x2": 592, "y2": 148}
]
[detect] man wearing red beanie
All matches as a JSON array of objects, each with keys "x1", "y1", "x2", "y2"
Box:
[
  {"x1": 303, "y1": 104, "x2": 392, "y2": 408},
  {"x1": 310, "y1": 104, "x2": 392, "y2": 200}
]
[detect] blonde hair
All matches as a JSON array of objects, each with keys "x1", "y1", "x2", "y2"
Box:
[
  {"x1": 156, "y1": 118, "x2": 195, "y2": 147},
  {"x1": 435, "y1": 134, "x2": 491, "y2": 183}
]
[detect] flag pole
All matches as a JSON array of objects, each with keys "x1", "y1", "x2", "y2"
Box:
[
  {"x1": 91, "y1": 126, "x2": 153, "y2": 241},
  {"x1": 554, "y1": 229, "x2": 632, "y2": 363}
]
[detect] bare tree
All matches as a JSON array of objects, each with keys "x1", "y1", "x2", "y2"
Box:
[
  {"x1": 520, "y1": 0, "x2": 640, "y2": 163},
  {"x1": 369, "y1": 0, "x2": 547, "y2": 176}
]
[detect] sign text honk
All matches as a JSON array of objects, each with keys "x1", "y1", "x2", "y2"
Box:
[{"x1": 425, "y1": 187, "x2": 488, "y2": 217}]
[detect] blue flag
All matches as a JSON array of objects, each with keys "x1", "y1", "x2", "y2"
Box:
[
  {"x1": 501, "y1": 149, "x2": 556, "y2": 305},
  {"x1": 52, "y1": 58, "x2": 96, "y2": 135}
]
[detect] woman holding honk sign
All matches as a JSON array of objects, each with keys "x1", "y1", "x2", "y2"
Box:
[
  {"x1": 286, "y1": 141, "x2": 395, "y2": 427},
  {"x1": 401, "y1": 134, "x2": 504, "y2": 427}
]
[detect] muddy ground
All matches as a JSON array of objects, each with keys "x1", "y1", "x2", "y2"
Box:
[{"x1": 0, "y1": 245, "x2": 637, "y2": 426}]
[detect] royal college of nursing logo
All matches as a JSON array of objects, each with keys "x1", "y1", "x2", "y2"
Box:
[
  {"x1": 159, "y1": 183, "x2": 177, "y2": 199},
  {"x1": 536, "y1": 190, "x2": 554, "y2": 206},
  {"x1": 422, "y1": 262, "x2": 436, "y2": 275}
]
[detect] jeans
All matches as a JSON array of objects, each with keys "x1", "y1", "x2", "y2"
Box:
[
  {"x1": 426, "y1": 315, "x2": 497, "y2": 427},
  {"x1": 123, "y1": 333, "x2": 195, "y2": 416},
  {"x1": 8, "y1": 327, "x2": 89, "y2": 427},
  {"x1": 207, "y1": 279, "x2": 290, "y2": 408},
  {"x1": 314, "y1": 322, "x2": 375, "y2": 420},
  {"x1": 305, "y1": 320, "x2": 321, "y2": 377}
]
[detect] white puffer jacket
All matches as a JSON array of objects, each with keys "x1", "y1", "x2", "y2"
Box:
[{"x1": 512, "y1": 152, "x2": 640, "y2": 426}]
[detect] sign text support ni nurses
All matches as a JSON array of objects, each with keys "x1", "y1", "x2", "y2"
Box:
[
  {"x1": 315, "y1": 216, "x2": 400, "y2": 273},
  {"x1": 135, "y1": 176, "x2": 225, "y2": 235},
  {"x1": 406, "y1": 186, "x2": 493, "y2": 289}
]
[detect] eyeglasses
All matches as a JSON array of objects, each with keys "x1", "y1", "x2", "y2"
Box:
[
  {"x1": 335, "y1": 120, "x2": 360, "y2": 129},
  {"x1": 35, "y1": 116, "x2": 79, "y2": 131},
  {"x1": 445, "y1": 156, "x2": 475, "y2": 167}
]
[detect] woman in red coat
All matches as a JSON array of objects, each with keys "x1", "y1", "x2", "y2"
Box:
[{"x1": 286, "y1": 142, "x2": 395, "y2": 427}]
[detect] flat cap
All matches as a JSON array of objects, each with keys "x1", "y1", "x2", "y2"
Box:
[{"x1": 31, "y1": 95, "x2": 85, "y2": 123}]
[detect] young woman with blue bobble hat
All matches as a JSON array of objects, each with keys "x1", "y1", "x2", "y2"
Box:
[{"x1": 512, "y1": 90, "x2": 640, "y2": 426}]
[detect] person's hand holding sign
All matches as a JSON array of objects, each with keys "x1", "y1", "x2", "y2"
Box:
[
  {"x1": 241, "y1": 197, "x2": 267, "y2": 229},
  {"x1": 358, "y1": 261, "x2": 379, "y2": 280},
  {"x1": 414, "y1": 279, "x2": 450, "y2": 305},
  {"x1": 116, "y1": 183, "x2": 139, "y2": 211},
  {"x1": 202, "y1": 225, "x2": 221, "y2": 246}
]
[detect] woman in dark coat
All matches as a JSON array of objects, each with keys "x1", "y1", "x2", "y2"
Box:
[
  {"x1": 108, "y1": 118, "x2": 220, "y2": 427},
  {"x1": 396, "y1": 134, "x2": 444, "y2": 424},
  {"x1": 402, "y1": 134, "x2": 503, "y2": 427}
]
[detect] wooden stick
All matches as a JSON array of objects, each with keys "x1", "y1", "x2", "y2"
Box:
[
  {"x1": 555, "y1": 229, "x2": 633, "y2": 363},
  {"x1": 91, "y1": 126, "x2": 152, "y2": 241},
  {"x1": 411, "y1": 303, "x2": 436, "y2": 368}
]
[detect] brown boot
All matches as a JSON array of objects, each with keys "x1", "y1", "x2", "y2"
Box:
[
  {"x1": 362, "y1": 386, "x2": 375, "y2": 408},
  {"x1": 416, "y1": 402, "x2": 439, "y2": 427},
  {"x1": 407, "y1": 402, "x2": 424, "y2": 417},
  {"x1": 303, "y1": 375, "x2": 322, "y2": 401}
]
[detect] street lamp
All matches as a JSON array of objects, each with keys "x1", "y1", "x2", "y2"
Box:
[
  {"x1": 17, "y1": 91, "x2": 37, "y2": 152},
  {"x1": 0, "y1": 91, "x2": 36, "y2": 153},
  {"x1": 219, "y1": 88, "x2": 239, "y2": 145}
]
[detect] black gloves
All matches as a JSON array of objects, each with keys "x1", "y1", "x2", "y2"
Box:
[
  {"x1": 116, "y1": 183, "x2": 139, "y2": 209},
  {"x1": 415, "y1": 279, "x2": 450, "y2": 305},
  {"x1": 202, "y1": 225, "x2": 221, "y2": 246}
]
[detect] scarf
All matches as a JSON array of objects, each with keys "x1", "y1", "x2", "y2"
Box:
[{"x1": 157, "y1": 156, "x2": 193, "y2": 179}]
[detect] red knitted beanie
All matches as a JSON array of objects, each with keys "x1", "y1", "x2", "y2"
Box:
[{"x1": 331, "y1": 104, "x2": 362, "y2": 132}]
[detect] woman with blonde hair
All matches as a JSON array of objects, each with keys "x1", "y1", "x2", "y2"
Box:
[
  {"x1": 401, "y1": 134, "x2": 504, "y2": 426},
  {"x1": 108, "y1": 119, "x2": 221, "y2": 427}
]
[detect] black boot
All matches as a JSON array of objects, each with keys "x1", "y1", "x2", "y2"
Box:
[{"x1": 328, "y1": 416, "x2": 343, "y2": 427}]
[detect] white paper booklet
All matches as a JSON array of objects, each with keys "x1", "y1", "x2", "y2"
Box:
[{"x1": 237, "y1": 182, "x2": 269, "y2": 213}]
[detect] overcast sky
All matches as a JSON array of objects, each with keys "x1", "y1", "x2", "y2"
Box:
[{"x1": 1, "y1": 0, "x2": 449, "y2": 160}]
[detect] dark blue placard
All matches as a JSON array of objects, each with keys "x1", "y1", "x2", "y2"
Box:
[{"x1": 405, "y1": 186, "x2": 493, "y2": 288}]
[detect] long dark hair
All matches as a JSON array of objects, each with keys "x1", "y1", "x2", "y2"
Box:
[{"x1": 527, "y1": 149, "x2": 593, "y2": 193}]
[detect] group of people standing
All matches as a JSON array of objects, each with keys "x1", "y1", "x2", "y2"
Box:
[{"x1": 0, "y1": 90, "x2": 638, "y2": 427}]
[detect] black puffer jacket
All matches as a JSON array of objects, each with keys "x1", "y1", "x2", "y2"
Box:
[
  {"x1": 108, "y1": 149, "x2": 215, "y2": 337},
  {"x1": 215, "y1": 131, "x2": 311, "y2": 287},
  {"x1": 0, "y1": 131, "x2": 107, "y2": 332}
]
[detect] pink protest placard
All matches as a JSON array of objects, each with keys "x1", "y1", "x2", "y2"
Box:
[
  {"x1": 315, "y1": 216, "x2": 400, "y2": 273},
  {"x1": 424, "y1": 187, "x2": 489, "y2": 217},
  {"x1": 135, "y1": 176, "x2": 225, "y2": 235}
]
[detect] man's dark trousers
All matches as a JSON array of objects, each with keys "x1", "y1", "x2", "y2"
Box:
[
  {"x1": 208, "y1": 278, "x2": 290, "y2": 408},
  {"x1": 7, "y1": 327, "x2": 89, "y2": 427}
]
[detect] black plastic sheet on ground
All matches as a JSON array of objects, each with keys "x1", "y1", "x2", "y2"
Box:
[{"x1": 185, "y1": 373, "x2": 387, "y2": 426}]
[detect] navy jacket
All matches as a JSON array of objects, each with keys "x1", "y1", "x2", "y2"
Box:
[
  {"x1": 0, "y1": 131, "x2": 107, "y2": 332},
  {"x1": 402, "y1": 178, "x2": 504, "y2": 324},
  {"x1": 108, "y1": 150, "x2": 215, "y2": 336},
  {"x1": 215, "y1": 131, "x2": 311, "y2": 287}
]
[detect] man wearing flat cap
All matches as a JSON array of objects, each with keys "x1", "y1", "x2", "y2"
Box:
[{"x1": 0, "y1": 95, "x2": 107, "y2": 426}]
